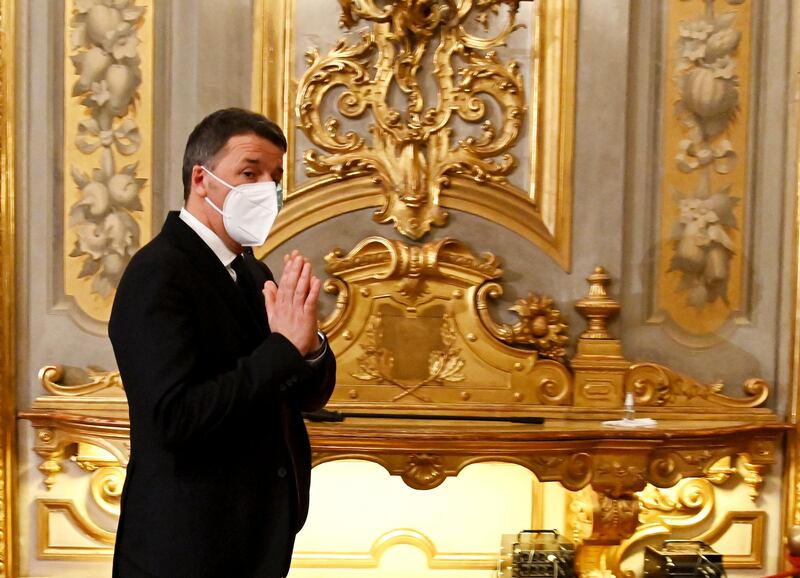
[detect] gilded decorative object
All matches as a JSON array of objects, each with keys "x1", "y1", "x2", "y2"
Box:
[
  {"x1": 477, "y1": 286, "x2": 569, "y2": 361},
  {"x1": 40, "y1": 364, "x2": 123, "y2": 397},
  {"x1": 402, "y1": 453, "x2": 446, "y2": 490},
  {"x1": 611, "y1": 478, "x2": 714, "y2": 576},
  {"x1": 322, "y1": 236, "x2": 573, "y2": 412},
  {"x1": 254, "y1": 0, "x2": 577, "y2": 269},
  {"x1": 575, "y1": 267, "x2": 620, "y2": 341},
  {"x1": 625, "y1": 362, "x2": 768, "y2": 408},
  {"x1": 64, "y1": 0, "x2": 153, "y2": 323},
  {"x1": 90, "y1": 466, "x2": 125, "y2": 517},
  {"x1": 0, "y1": 0, "x2": 15, "y2": 573},
  {"x1": 298, "y1": 0, "x2": 524, "y2": 240},
  {"x1": 735, "y1": 453, "x2": 763, "y2": 502},
  {"x1": 658, "y1": 0, "x2": 751, "y2": 336},
  {"x1": 572, "y1": 266, "x2": 629, "y2": 407}
]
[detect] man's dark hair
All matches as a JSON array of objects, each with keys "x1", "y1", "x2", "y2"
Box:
[{"x1": 182, "y1": 107, "x2": 287, "y2": 200}]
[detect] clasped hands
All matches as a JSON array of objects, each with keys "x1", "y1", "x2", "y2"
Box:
[{"x1": 262, "y1": 250, "x2": 322, "y2": 357}]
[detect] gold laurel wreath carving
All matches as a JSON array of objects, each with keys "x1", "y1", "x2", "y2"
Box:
[
  {"x1": 625, "y1": 362, "x2": 768, "y2": 408},
  {"x1": 351, "y1": 311, "x2": 465, "y2": 402},
  {"x1": 297, "y1": 0, "x2": 526, "y2": 239}
]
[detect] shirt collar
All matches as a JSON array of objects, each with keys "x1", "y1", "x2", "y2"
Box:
[{"x1": 179, "y1": 207, "x2": 238, "y2": 267}]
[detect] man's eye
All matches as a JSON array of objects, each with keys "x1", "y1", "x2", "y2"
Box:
[{"x1": 242, "y1": 170, "x2": 255, "y2": 178}]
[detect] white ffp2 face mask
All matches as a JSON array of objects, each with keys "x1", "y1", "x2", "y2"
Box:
[{"x1": 201, "y1": 166, "x2": 279, "y2": 247}]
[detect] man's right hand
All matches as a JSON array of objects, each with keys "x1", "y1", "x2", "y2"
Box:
[{"x1": 262, "y1": 251, "x2": 321, "y2": 356}]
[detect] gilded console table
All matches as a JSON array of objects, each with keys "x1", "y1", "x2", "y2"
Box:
[{"x1": 20, "y1": 397, "x2": 787, "y2": 573}]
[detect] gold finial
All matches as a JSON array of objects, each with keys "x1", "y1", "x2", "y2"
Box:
[{"x1": 575, "y1": 266, "x2": 620, "y2": 339}]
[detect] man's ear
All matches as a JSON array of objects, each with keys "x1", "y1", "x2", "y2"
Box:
[{"x1": 191, "y1": 165, "x2": 207, "y2": 198}]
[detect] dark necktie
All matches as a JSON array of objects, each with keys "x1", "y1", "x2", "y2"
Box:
[{"x1": 230, "y1": 254, "x2": 261, "y2": 316}]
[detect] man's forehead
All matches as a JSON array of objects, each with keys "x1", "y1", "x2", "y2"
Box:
[{"x1": 218, "y1": 136, "x2": 285, "y2": 162}]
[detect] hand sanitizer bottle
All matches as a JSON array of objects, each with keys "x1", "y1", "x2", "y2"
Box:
[{"x1": 624, "y1": 392, "x2": 635, "y2": 422}]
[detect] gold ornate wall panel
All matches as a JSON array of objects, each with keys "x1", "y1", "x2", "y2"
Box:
[
  {"x1": 657, "y1": 0, "x2": 752, "y2": 338},
  {"x1": 253, "y1": 0, "x2": 577, "y2": 270},
  {"x1": 0, "y1": 0, "x2": 14, "y2": 575},
  {"x1": 63, "y1": 0, "x2": 153, "y2": 324}
]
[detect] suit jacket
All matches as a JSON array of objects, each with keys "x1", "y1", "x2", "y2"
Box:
[{"x1": 109, "y1": 212, "x2": 336, "y2": 578}]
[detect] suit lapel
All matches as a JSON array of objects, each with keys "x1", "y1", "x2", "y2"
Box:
[{"x1": 160, "y1": 212, "x2": 264, "y2": 340}]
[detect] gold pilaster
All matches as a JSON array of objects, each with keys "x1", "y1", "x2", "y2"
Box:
[{"x1": 0, "y1": 0, "x2": 15, "y2": 574}]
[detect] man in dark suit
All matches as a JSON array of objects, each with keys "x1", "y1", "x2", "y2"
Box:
[{"x1": 109, "y1": 108, "x2": 336, "y2": 578}]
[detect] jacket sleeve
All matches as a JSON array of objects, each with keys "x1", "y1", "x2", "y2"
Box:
[
  {"x1": 109, "y1": 251, "x2": 312, "y2": 451},
  {"x1": 292, "y1": 346, "x2": 336, "y2": 412}
]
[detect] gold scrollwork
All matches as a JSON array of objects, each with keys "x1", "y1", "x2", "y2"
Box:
[
  {"x1": 297, "y1": 0, "x2": 525, "y2": 240},
  {"x1": 626, "y1": 362, "x2": 768, "y2": 408},
  {"x1": 476, "y1": 284, "x2": 569, "y2": 361},
  {"x1": 90, "y1": 466, "x2": 125, "y2": 517},
  {"x1": 611, "y1": 478, "x2": 715, "y2": 577},
  {"x1": 531, "y1": 360, "x2": 572, "y2": 404},
  {"x1": 39, "y1": 364, "x2": 123, "y2": 397}
]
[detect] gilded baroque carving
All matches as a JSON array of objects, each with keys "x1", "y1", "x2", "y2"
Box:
[
  {"x1": 736, "y1": 453, "x2": 763, "y2": 501},
  {"x1": 591, "y1": 493, "x2": 639, "y2": 543},
  {"x1": 90, "y1": 466, "x2": 125, "y2": 516},
  {"x1": 626, "y1": 362, "x2": 768, "y2": 408},
  {"x1": 476, "y1": 285, "x2": 569, "y2": 361},
  {"x1": 254, "y1": 0, "x2": 577, "y2": 267},
  {"x1": 575, "y1": 267, "x2": 620, "y2": 340},
  {"x1": 595, "y1": 461, "x2": 647, "y2": 497},
  {"x1": 298, "y1": 0, "x2": 525, "y2": 239},
  {"x1": 352, "y1": 311, "x2": 466, "y2": 402},
  {"x1": 64, "y1": 0, "x2": 153, "y2": 322},
  {"x1": 40, "y1": 364, "x2": 123, "y2": 397},
  {"x1": 659, "y1": 0, "x2": 751, "y2": 335},
  {"x1": 610, "y1": 478, "x2": 714, "y2": 576},
  {"x1": 402, "y1": 453, "x2": 445, "y2": 489},
  {"x1": 321, "y1": 236, "x2": 572, "y2": 410}
]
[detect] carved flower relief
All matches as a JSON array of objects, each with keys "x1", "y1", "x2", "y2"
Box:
[
  {"x1": 674, "y1": 12, "x2": 741, "y2": 173},
  {"x1": 669, "y1": 184, "x2": 737, "y2": 308},
  {"x1": 507, "y1": 294, "x2": 568, "y2": 361},
  {"x1": 70, "y1": 148, "x2": 144, "y2": 298},
  {"x1": 68, "y1": 0, "x2": 146, "y2": 298}
]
